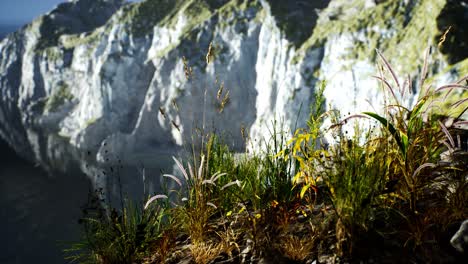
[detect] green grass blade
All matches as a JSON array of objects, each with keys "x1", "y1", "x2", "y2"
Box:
[{"x1": 363, "y1": 112, "x2": 405, "y2": 156}]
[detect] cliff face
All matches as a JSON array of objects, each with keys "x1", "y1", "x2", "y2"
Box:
[{"x1": 0, "y1": 0, "x2": 466, "y2": 197}]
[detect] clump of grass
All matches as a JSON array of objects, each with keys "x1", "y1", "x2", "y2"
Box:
[
  {"x1": 65, "y1": 192, "x2": 170, "y2": 264},
  {"x1": 163, "y1": 154, "x2": 229, "y2": 243},
  {"x1": 276, "y1": 235, "x2": 315, "y2": 262},
  {"x1": 281, "y1": 48, "x2": 467, "y2": 260},
  {"x1": 197, "y1": 127, "x2": 296, "y2": 256},
  {"x1": 361, "y1": 50, "x2": 448, "y2": 213},
  {"x1": 189, "y1": 242, "x2": 225, "y2": 264},
  {"x1": 68, "y1": 43, "x2": 467, "y2": 263},
  {"x1": 278, "y1": 81, "x2": 327, "y2": 204},
  {"x1": 44, "y1": 82, "x2": 74, "y2": 113},
  {"x1": 324, "y1": 127, "x2": 388, "y2": 256},
  {"x1": 357, "y1": 50, "x2": 467, "y2": 258},
  {"x1": 286, "y1": 110, "x2": 389, "y2": 256}
]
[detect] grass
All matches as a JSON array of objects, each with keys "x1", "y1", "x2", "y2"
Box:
[
  {"x1": 276, "y1": 234, "x2": 316, "y2": 262},
  {"x1": 67, "y1": 44, "x2": 467, "y2": 263},
  {"x1": 65, "y1": 190, "x2": 171, "y2": 264},
  {"x1": 168, "y1": 154, "x2": 230, "y2": 244}
]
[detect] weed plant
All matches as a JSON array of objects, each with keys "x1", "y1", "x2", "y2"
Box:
[
  {"x1": 66, "y1": 192, "x2": 170, "y2": 263},
  {"x1": 67, "y1": 43, "x2": 467, "y2": 263}
]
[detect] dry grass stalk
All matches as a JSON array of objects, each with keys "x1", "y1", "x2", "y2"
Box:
[
  {"x1": 190, "y1": 241, "x2": 224, "y2": 264},
  {"x1": 277, "y1": 235, "x2": 315, "y2": 261}
]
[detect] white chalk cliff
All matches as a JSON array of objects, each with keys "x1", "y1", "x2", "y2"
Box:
[{"x1": 0, "y1": 0, "x2": 467, "y2": 198}]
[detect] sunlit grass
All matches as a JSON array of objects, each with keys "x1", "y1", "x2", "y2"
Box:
[{"x1": 66, "y1": 44, "x2": 467, "y2": 263}]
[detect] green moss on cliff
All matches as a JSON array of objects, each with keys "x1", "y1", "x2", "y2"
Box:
[
  {"x1": 215, "y1": 0, "x2": 262, "y2": 35},
  {"x1": 44, "y1": 82, "x2": 74, "y2": 113},
  {"x1": 384, "y1": 0, "x2": 446, "y2": 74},
  {"x1": 60, "y1": 27, "x2": 106, "y2": 49},
  {"x1": 34, "y1": 15, "x2": 71, "y2": 53},
  {"x1": 295, "y1": 0, "x2": 448, "y2": 74},
  {"x1": 218, "y1": 0, "x2": 261, "y2": 20},
  {"x1": 36, "y1": 0, "x2": 262, "y2": 61},
  {"x1": 119, "y1": 0, "x2": 222, "y2": 37},
  {"x1": 177, "y1": 1, "x2": 214, "y2": 35},
  {"x1": 119, "y1": 0, "x2": 186, "y2": 37},
  {"x1": 44, "y1": 47, "x2": 63, "y2": 61},
  {"x1": 150, "y1": 0, "x2": 261, "y2": 59}
]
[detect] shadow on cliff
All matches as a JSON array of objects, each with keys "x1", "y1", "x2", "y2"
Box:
[{"x1": 266, "y1": 0, "x2": 331, "y2": 46}]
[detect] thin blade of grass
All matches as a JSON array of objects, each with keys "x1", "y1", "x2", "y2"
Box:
[
  {"x1": 406, "y1": 74, "x2": 412, "y2": 95},
  {"x1": 144, "y1": 194, "x2": 168, "y2": 210},
  {"x1": 454, "y1": 120, "x2": 468, "y2": 129},
  {"x1": 455, "y1": 106, "x2": 468, "y2": 121},
  {"x1": 412, "y1": 163, "x2": 436, "y2": 179},
  {"x1": 376, "y1": 49, "x2": 401, "y2": 91},
  {"x1": 163, "y1": 174, "x2": 183, "y2": 187},
  {"x1": 434, "y1": 84, "x2": 468, "y2": 100},
  {"x1": 202, "y1": 179, "x2": 216, "y2": 186},
  {"x1": 409, "y1": 97, "x2": 428, "y2": 120},
  {"x1": 172, "y1": 157, "x2": 189, "y2": 181},
  {"x1": 188, "y1": 163, "x2": 194, "y2": 180},
  {"x1": 442, "y1": 141, "x2": 453, "y2": 152},
  {"x1": 419, "y1": 48, "x2": 430, "y2": 90},
  {"x1": 363, "y1": 112, "x2": 405, "y2": 156},
  {"x1": 329, "y1": 114, "x2": 369, "y2": 129},
  {"x1": 438, "y1": 120, "x2": 455, "y2": 148},
  {"x1": 198, "y1": 155, "x2": 205, "y2": 180},
  {"x1": 221, "y1": 180, "x2": 241, "y2": 190},
  {"x1": 373, "y1": 75, "x2": 398, "y2": 102},
  {"x1": 423, "y1": 98, "x2": 443, "y2": 114},
  {"x1": 211, "y1": 172, "x2": 227, "y2": 183},
  {"x1": 456, "y1": 75, "x2": 468, "y2": 84},
  {"x1": 206, "y1": 202, "x2": 217, "y2": 209},
  {"x1": 451, "y1": 98, "x2": 468, "y2": 108},
  {"x1": 387, "y1": 104, "x2": 410, "y2": 113}
]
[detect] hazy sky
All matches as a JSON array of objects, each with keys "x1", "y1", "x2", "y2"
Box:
[
  {"x1": 0, "y1": 0, "x2": 65, "y2": 24},
  {"x1": 0, "y1": 0, "x2": 140, "y2": 24}
]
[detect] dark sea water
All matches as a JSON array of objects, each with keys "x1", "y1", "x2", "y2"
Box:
[
  {"x1": 0, "y1": 139, "x2": 91, "y2": 264},
  {"x1": 0, "y1": 24, "x2": 91, "y2": 264},
  {"x1": 0, "y1": 24, "x2": 22, "y2": 40}
]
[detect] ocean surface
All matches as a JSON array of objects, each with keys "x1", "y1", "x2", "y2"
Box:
[
  {"x1": 0, "y1": 24, "x2": 91, "y2": 264},
  {"x1": 0, "y1": 24, "x2": 23, "y2": 40},
  {"x1": 0, "y1": 139, "x2": 91, "y2": 264}
]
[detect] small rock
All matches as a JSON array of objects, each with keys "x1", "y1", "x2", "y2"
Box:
[{"x1": 450, "y1": 219, "x2": 468, "y2": 253}]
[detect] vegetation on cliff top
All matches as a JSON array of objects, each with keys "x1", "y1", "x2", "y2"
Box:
[{"x1": 66, "y1": 42, "x2": 467, "y2": 263}]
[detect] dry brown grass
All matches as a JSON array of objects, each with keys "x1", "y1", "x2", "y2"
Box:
[
  {"x1": 216, "y1": 226, "x2": 241, "y2": 259},
  {"x1": 276, "y1": 235, "x2": 316, "y2": 262},
  {"x1": 190, "y1": 241, "x2": 225, "y2": 264},
  {"x1": 141, "y1": 233, "x2": 174, "y2": 264}
]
